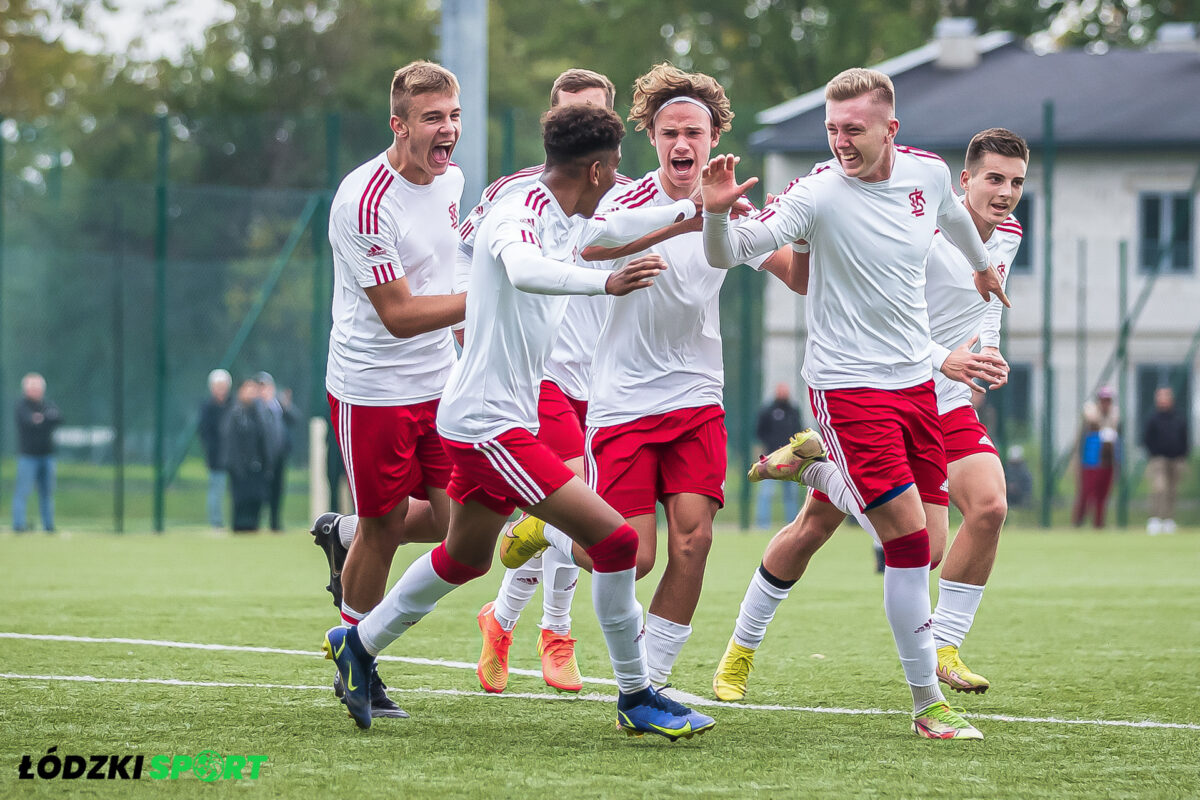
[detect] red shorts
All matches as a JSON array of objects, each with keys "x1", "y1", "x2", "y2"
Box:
[
  {"x1": 585, "y1": 405, "x2": 727, "y2": 518},
  {"x1": 328, "y1": 394, "x2": 451, "y2": 517},
  {"x1": 809, "y1": 382, "x2": 948, "y2": 511},
  {"x1": 537, "y1": 381, "x2": 588, "y2": 462},
  {"x1": 443, "y1": 427, "x2": 576, "y2": 517},
  {"x1": 941, "y1": 405, "x2": 999, "y2": 463}
]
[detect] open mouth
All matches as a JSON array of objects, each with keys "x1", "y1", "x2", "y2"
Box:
[
  {"x1": 838, "y1": 151, "x2": 861, "y2": 169},
  {"x1": 670, "y1": 156, "x2": 695, "y2": 176},
  {"x1": 431, "y1": 144, "x2": 453, "y2": 166}
]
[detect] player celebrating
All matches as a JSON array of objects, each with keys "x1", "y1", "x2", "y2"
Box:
[
  {"x1": 322, "y1": 103, "x2": 716, "y2": 741},
  {"x1": 314, "y1": 60, "x2": 466, "y2": 720},
  {"x1": 714, "y1": 128, "x2": 1028, "y2": 703},
  {"x1": 701, "y1": 68, "x2": 1007, "y2": 740},
  {"x1": 459, "y1": 69, "x2": 628, "y2": 695},
  {"x1": 501, "y1": 63, "x2": 780, "y2": 697}
]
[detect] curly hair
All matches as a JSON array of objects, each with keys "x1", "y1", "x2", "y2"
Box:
[
  {"x1": 390, "y1": 61, "x2": 460, "y2": 119},
  {"x1": 627, "y1": 62, "x2": 732, "y2": 134},
  {"x1": 541, "y1": 104, "x2": 626, "y2": 167}
]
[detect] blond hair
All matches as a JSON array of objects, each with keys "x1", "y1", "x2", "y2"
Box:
[
  {"x1": 824, "y1": 68, "x2": 895, "y2": 112},
  {"x1": 390, "y1": 61, "x2": 460, "y2": 119},
  {"x1": 628, "y1": 63, "x2": 732, "y2": 134},
  {"x1": 550, "y1": 69, "x2": 616, "y2": 109}
]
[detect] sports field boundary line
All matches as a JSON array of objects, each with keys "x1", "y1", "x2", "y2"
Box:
[{"x1": 4, "y1": 632, "x2": 1198, "y2": 732}]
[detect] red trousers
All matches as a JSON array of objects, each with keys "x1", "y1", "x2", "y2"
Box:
[{"x1": 1072, "y1": 465, "x2": 1114, "y2": 528}]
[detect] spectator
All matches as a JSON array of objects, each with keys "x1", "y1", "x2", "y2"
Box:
[
  {"x1": 1004, "y1": 445, "x2": 1034, "y2": 508},
  {"x1": 223, "y1": 378, "x2": 271, "y2": 532},
  {"x1": 1143, "y1": 386, "x2": 1189, "y2": 535},
  {"x1": 13, "y1": 373, "x2": 61, "y2": 532},
  {"x1": 199, "y1": 369, "x2": 232, "y2": 529},
  {"x1": 1072, "y1": 386, "x2": 1120, "y2": 529},
  {"x1": 754, "y1": 383, "x2": 803, "y2": 527},
  {"x1": 255, "y1": 372, "x2": 296, "y2": 532}
]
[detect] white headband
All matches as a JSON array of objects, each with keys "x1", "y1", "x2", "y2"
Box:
[{"x1": 653, "y1": 96, "x2": 714, "y2": 122}]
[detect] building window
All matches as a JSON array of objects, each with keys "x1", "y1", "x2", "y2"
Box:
[
  {"x1": 1135, "y1": 363, "x2": 1191, "y2": 435},
  {"x1": 1139, "y1": 193, "x2": 1193, "y2": 274}
]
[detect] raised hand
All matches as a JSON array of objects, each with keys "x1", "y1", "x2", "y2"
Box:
[
  {"x1": 605, "y1": 254, "x2": 667, "y2": 296},
  {"x1": 701, "y1": 154, "x2": 758, "y2": 215},
  {"x1": 939, "y1": 335, "x2": 1008, "y2": 394}
]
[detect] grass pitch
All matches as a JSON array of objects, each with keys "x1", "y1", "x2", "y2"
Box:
[{"x1": 1, "y1": 524, "x2": 1197, "y2": 799}]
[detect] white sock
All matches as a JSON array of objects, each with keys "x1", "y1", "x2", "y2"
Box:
[
  {"x1": 340, "y1": 602, "x2": 364, "y2": 624},
  {"x1": 540, "y1": 546, "x2": 578, "y2": 634},
  {"x1": 932, "y1": 579, "x2": 985, "y2": 649},
  {"x1": 732, "y1": 567, "x2": 791, "y2": 649},
  {"x1": 802, "y1": 462, "x2": 859, "y2": 515},
  {"x1": 911, "y1": 681, "x2": 944, "y2": 713},
  {"x1": 882, "y1": 563, "x2": 942, "y2": 712},
  {"x1": 357, "y1": 551, "x2": 455, "y2": 657},
  {"x1": 543, "y1": 524, "x2": 575, "y2": 562},
  {"x1": 645, "y1": 613, "x2": 692, "y2": 687},
  {"x1": 337, "y1": 514, "x2": 359, "y2": 549},
  {"x1": 493, "y1": 556, "x2": 541, "y2": 631},
  {"x1": 591, "y1": 567, "x2": 649, "y2": 694}
]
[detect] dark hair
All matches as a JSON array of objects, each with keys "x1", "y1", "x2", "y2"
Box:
[
  {"x1": 551, "y1": 69, "x2": 616, "y2": 109},
  {"x1": 541, "y1": 104, "x2": 625, "y2": 167},
  {"x1": 965, "y1": 128, "x2": 1029, "y2": 171}
]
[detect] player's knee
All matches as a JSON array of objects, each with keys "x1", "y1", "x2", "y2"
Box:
[
  {"x1": 634, "y1": 551, "x2": 656, "y2": 580},
  {"x1": 970, "y1": 493, "x2": 1008, "y2": 535},
  {"x1": 670, "y1": 524, "x2": 712, "y2": 562}
]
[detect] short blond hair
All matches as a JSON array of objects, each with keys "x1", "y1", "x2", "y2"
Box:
[
  {"x1": 824, "y1": 68, "x2": 895, "y2": 112},
  {"x1": 551, "y1": 69, "x2": 616, "y2": 109},
  {"x1": 628, "y1": 63, "x2": 732, "y2": 134},
  {"x1": 390, "y1": 61, "x2": 460, "y2": 119}
]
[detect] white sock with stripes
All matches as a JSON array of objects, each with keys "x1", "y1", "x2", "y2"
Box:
[
  {"x1": 493, "y1": 556, "x2": 542, "y2": 631},
  {"x1": 357, "y1": 551, "x2": 455, "y2": 657}
]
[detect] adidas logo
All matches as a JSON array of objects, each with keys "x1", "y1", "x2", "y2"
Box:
[
  {"x1": 634, "y1": 627, "x2": 645, "y2": 644},
  {"x1": 564, "y1": 579, "x2": 578, "y2": 592},
  {"x1": 979, "y1": 435, "x2": 993, "y2": 447},
  {"x1": 913, "y1": 618, "x2": 932, "y2": 634},
  {"x1": 365, "y1": 244, "x2": 387, "y2": 258},
  {"x1": 939, "y1": 479, "x2": 949, "y2": 492},
  {"x1": 516, "y1": 576, "x2": 540, "y2": 586}
]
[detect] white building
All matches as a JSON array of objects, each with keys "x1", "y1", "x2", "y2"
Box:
[{"x1": 751, "y1": 20, "x2": 1200, "y2": 467}]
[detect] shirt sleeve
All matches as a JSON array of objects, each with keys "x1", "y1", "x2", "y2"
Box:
[
  {"x1": 704, "y1": 184, "x2": 816, "y2": 269},
  {"x1": 978, "y1": 232, "x2": 1021, "y2": 348},
  {"x1": 578, "y1": 199, "x2": 696, "y2": 248},
  {"x1": 491, "y1": 211, "x2": 609, "y2": 296},
  {"x1": 330, "y1": 199, "x2": 406, "y2": 288}
]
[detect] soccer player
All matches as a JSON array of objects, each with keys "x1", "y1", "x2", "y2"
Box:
[
  {"x1": 458, "y1": 69, "x2": 629, "y2": 695},
  {"x1": 713, "y1": 128, "x2": 1028, "y2": 705},
  {"x1": 701, "y1": 68, "x2": 1008, "y2": 740},
  {"x1": 500, "y1": 63, "x2": 782, "y2": 698},
  {"x1": 323, "y1": 103, "x2": 716, "y2": 741},
  {"x1": 314, "y1": 60, "x2": 467, "y2": 719}
]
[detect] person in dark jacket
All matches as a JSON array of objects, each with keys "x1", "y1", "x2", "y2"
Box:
[
  {"x1": 13, "y1": 373, "x2": 61, "y2": 532},
  {"x1": 199, "y1": 369, "x2": 232, "y2": 528},
  {"x1": 1143, "y1": 386, "x2": 1190, "y2": 534},
  {"x1": 754, "y1": 384, "x2": 804, "y2": 527},
  {"x1": 223, "y1": 378, "x2": 272, "y2": 532},
  {"x1": 255, "y1": 372, "x2": 296, "y2": 532}
]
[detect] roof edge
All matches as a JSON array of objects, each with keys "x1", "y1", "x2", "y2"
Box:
[{"x1": 756, "y1": 30, "x2": 1016, "y2": 126}]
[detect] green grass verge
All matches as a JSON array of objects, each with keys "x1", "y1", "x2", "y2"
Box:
[{"x1": 1, "y1": 526, "x2": 1197, "y2": 798}]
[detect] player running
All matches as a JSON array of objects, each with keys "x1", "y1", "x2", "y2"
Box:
[
  {"x1": 701, "y1": 68, "x2": 1008, "y2": 740},
  {"x1": 312, "y1": 60, "x2": 467, "y2": 720},
  {"x1": 500, "y1": 63, "x2": 787, "y2": 698},
  {"x1": 714, "y1": 128, "x2": 1028, "y2": 704},
  {"x1": 322, "y1": 103, "x2": 715, "y2": 740},
  {"x1": 460, "y1": 69, "x2": 629, "y2": 695}
]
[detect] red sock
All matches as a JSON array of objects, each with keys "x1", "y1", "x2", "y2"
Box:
[
  {"x1": 585, "y1": 524, "x2": 639, "y2": 573},
  {"x1": 881, "y1": 529, "x2": 930, "y2": 569},
  {"x1": 430, "y1": 542, "x2": 488, "y2": 585}
]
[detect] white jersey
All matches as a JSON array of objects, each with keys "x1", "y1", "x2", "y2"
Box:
[
  {"x1": 750, "y1": 147, "x2": 971, "y2": 391},
  {"x1": 438, "y1": 181, "x2": 694, "y2": 442},
  {"x1": 927, "y1": 211, "x2": 1022, "y2": 414},
  {"x1": 457, "y1": 165, "x2": 633, "y2": 401},
  {"x1": 587, "y1": 171, "x2": 766, "y2": 428},
  {"x1": 326, "y1": 151, "x2": 463, "y2": 406}
]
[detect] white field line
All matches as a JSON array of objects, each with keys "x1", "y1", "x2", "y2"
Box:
[{"x1": 3, "y1": 632, "x2": 1198, "y2": 731}]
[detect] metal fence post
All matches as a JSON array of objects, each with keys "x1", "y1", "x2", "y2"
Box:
[
  {"x1": 0, "y1": 114, "x2": 6, "y2": 499},
  {"x1": 113, "y1": 204, "x2": 126, "y2": 532},
  {"x1": 153, "y1": 114, "x2": 169, "y2": 533},
  {"x1": 1039, "y1": 99, "x2": 1055, "y2": 529},
  {"x1": 1117, "y1": 241, "x2": 1130, "y2": 527}
]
